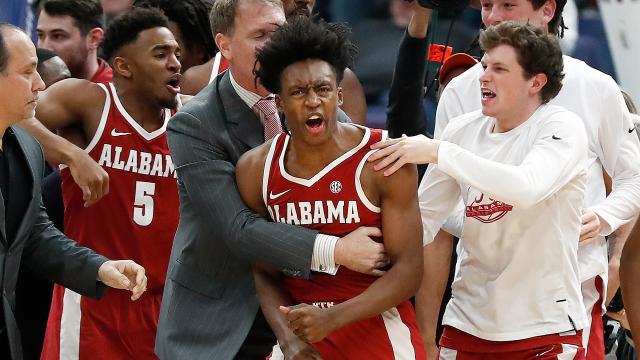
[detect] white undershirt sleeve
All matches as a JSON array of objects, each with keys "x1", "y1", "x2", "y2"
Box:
[
  {"x1": 310, "y1": 234, "x2": 339, "y2": 275},
  {"x1": 436, "y1": 111, "x2": 588, "y2": 209},
  {"x1": 588, "y1": 83, "x2": 640, "y2": 235}
]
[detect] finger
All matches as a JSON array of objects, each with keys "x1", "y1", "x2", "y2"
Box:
[
  {"x1": 135, "y1": 265, "x2": 146, "y2": 288},
  {"x1": 580, "y1": 222, "x2": 597, "y2": 236},
  {"x1": 361, "y1": 227, "x2": 383, "y2": 238},
  {"x1": 372, "y1": 147, "x2": 403, "y2": 171},
  {"x1": 109, "y1": 268, "x2": 132, "y2": 289},
  {"x1": 368, "y1": 144, "x2": 399, "y2": 165},
  {"x1": 382, "y1": 157, "x2": 407, "y2": 177},
  {"x1": 131, "y1": 267, "x2": 147, "y2": 300},
  {"x1": 369, "y1": 137, "x2": 402, "y2": 150},
  {"x1": 279, "y1": 305, "x2": 290, "y2": 315},
  {"x1": 81, "y1": 185, "x2": 92, "y2": 207},
  {"x1": 374, "y1": 258, "x2": 390, "y2": 269},
  {"x1": 370, "y1": 269, "x2": 386, "y2": 277},
  {"x1": 286, "y1": 304, "x2": 310, "y2": 322},
  {"x1": 86, "y1": 181, "x2": 101, "y2": 207}
]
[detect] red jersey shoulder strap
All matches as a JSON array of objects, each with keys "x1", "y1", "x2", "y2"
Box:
[
  {"x1": 262, "y1": 133, "x2": 288, "y2": 208},
  {"x1": 85, "y1": 82, "x2": 113, "y2": 153}
]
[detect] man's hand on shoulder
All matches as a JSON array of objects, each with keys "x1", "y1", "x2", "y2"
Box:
[
  {"x1": 334, "y1": 226, "x2": 389, "y2": 276},
  {"x1": 67, "y1": 147, "x2": 109, "y2": 207},
  {"x1": 97, "y1": 260, "x2": 147, "y2": 301}
]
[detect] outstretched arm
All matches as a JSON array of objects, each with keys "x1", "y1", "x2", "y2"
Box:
[{"x1": 370, "y1": 112, "x2": 588, "y2": 208}]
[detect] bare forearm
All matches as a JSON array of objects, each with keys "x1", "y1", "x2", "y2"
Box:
[
  {"x1": 17, "y1": 117, "x2": 78, "y2": 165},
  {"x1": 621, "y1": 220, "x2": 640, "y2": 335},
  {"x1": 253, "y1": 266, "x2": 297, "y2": 344},
  {"x1": 416, "y1": 230, "x2": 453, "y2": 346},
  {"x1": 330, "y1": 255, "x2": 422, "y2": 329},
  {"x1": 607, "y1": 218, "x2": 636, "y2": 304}
]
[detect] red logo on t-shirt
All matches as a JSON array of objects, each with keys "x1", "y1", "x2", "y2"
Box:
[{"x1": 465, "y1": 193, "x2": 513, "y2": 223}]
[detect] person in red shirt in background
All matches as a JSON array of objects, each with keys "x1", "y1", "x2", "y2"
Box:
[{"x1": 37, "y1": 0, "x2": 112, "y2": 83}]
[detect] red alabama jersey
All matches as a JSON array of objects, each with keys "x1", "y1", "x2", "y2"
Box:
[
  {"x1": 60, "y1": 82, "x2": 178, "y2": 291},
  {"x1": 264, "y1": 127, "x2": 426, "y2": 359},
  {"x1": 264, "y1": 127, "x2": 385, "y2": 303}
]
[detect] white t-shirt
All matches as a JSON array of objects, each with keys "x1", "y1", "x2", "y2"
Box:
[
  {"x1": 421, "y1": 104, "x2": 589, "y2": 340},
  {"x1": 435, "y1": 56, "x2": 640, "y2": 282}
]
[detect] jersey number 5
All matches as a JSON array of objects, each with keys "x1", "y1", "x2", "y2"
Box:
[{"x1": 134, "y1": 181, "x2": 156, "y2": 226}]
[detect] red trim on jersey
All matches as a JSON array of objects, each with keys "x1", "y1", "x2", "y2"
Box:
[
  {"x1": 440, "y1": 326, "x2": 584, "y2": 355},
  {"x1": 585, "y1": 276, "x2": 604, "y2": 359}
]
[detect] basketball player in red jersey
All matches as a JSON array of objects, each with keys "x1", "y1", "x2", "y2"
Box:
[
  {"x1": 34, "y1": 8, "x2": 183, "y2": 359},
  {"x1": 236, "y1": 18, "x2": 425, "y2": 359}
]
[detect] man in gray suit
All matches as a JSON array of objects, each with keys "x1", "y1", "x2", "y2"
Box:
[
  {"x1": 0, "y1": 23, "x2": 147, "y2": 359},
  {"x1": 157, "y1": 0, "x2": 388, "y2": 358}
]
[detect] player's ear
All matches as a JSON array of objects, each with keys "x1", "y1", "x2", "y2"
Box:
[
  {"x1": 275, "y1": 94, "x2": 283, "y2": 112},
  {"x1": 112, "y1": 56, "x2": 132, "y2": 79},
  {"x1": 337, "y1": 87, "x2": 344, "y2": 107}
]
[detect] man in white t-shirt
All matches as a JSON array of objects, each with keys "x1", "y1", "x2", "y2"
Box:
[
  {"x1": 370, "y1": 21, "x2": 589, "y2": 359},
  {"x1": 385, "y1": 1, "x2": 640, "y2": 358}
]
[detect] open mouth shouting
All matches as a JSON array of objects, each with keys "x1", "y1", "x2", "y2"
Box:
[
  {"x1": 481, "y1": 87, "x2": 496, "y2": 106},
  {"x1": 305, "y1": 113, "x2": 325, "y2": 134},
  {"x1": 166, "y1": 73, "x2": 181, "y2": 96}
]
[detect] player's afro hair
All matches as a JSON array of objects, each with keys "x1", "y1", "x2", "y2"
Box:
[{"x1": 254, "y1": 17, "x2": 357, "y2": 94}]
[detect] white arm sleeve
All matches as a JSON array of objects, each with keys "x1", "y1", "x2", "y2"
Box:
[
  {"x1": 419, "y1": 164, "x2": 461, "y2": 246},
  {"x1": 436, "y1": 111, "x2": 588, "y2": 209},
  {"x1": 589, "y1": 82, "x2": 640, "y2": 235}
]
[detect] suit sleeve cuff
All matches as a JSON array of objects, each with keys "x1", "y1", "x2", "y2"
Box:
[{"x1": 311, "y1": 234, "x2": 339, "y2": 275}]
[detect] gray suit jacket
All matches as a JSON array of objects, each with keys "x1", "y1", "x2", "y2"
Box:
[
  {"x1": 156, "y1": 72, "x2": 320, "y2": 359},
  {"x1": 1, "y1": 127, "x2": 107, "y2": 360}
]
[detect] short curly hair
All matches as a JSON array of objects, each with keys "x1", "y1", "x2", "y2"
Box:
[
  {"x1": 254, "y1": 17, "x2": 357, "y2": 95},
  {"x1": 480, "y1": 21, "x2": 564, "y2": 104},
  {"x1": 102, "y1": 7, "x2": 169, "y2": 62}
]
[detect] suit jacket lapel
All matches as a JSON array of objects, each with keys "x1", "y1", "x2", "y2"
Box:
[
  {"x1": 217, "y1": 73, "x2": 265, "y2": 151},
  {"x1": 0, "y1": 188, "x2": 6, "y2": 244},
  {"x1": 11, "y1": 128, "x2": 37, "y2": 248}
]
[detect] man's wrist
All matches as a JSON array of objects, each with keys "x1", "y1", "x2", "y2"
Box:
[
  {"x1": 61, "y1": 143, "x2": 81, "y2": 167},
  {"x1": 311, "y1": 234, "x2": 339, "y2": 274}
]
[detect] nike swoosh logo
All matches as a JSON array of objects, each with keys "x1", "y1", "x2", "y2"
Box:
[
  {"x1": 630, "y1": 127, "x2": 636, "y2": 134},
  {"x1": 269, "y1": 189, "x2": 290, "y2": 200},
  {"x1": 552, "y1": 135, "x2": 561, "y2": 140},
  {"x1": 111, "y1": 129, "x2": 131, "y2": 137}
]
